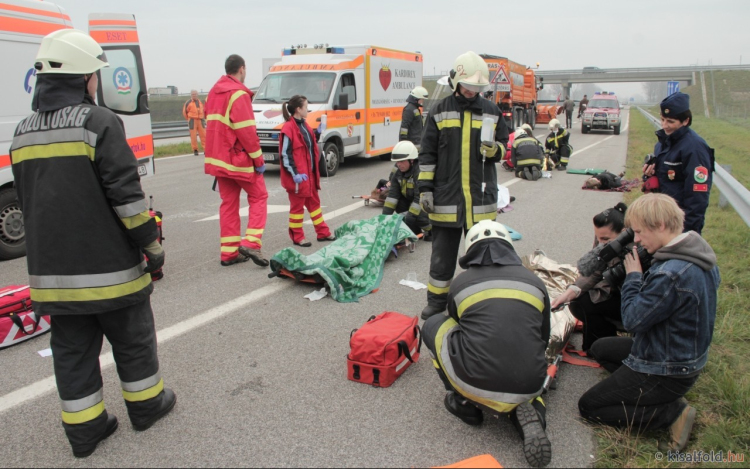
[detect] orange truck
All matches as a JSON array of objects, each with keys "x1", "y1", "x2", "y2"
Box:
[{"x1": 479, "y1": 54, "x2": 545, "y2": 130}]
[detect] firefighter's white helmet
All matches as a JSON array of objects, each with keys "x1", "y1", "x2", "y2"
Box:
[
  {"x1": 410, "y1": 86, "x2": 428, "y2": 100},
  {"x1": 391, "y1": 141, "x2": 418, "y2": 162},
  {"x1": 35, "y1": 29, "x2": 109, "y2": 75},
  {"x1": 465, "y1": 220, "x2": 513, "y2": 254},
  {"x1": 514, "y1": 128, "x2": 527, "y2": 139},
  {"x1": 450, "y1": 51, "x2": 490, "y2": 93},
  {"x1": 548, "y1": 118, "x2": 561, "y2": 131},
  {"x1": 521, "y1": 123, "x2": 533, "y2": 134}
]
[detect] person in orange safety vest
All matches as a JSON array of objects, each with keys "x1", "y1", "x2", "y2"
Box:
[
  {"x1": 278, "y1": 95, "x2": 336, "y2": 247},
  {"x1": 183, "y1": 89, "x2": 206, "y2": 155},
  {"x1": 204, "y1": 54, "x2": 269, "y2": 267}
]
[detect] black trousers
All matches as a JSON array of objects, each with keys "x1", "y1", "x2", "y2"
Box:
[
  {"x1": 51, "y1": 299, "x2": 167, "y2": 449},
  {"x1": 393, "y1": 199, "x2": 430, "y2": 236},
  {"x1": 569, "y1": 291, "x2": 623, "y2": 352},
  {"x1": 579, "y1": 336, "x2": 698, "y2": 430},
  {"x1": 565, "y1": 110, "x2": 573, "y2": 128},
  {"x1": 427, "y1": 226, "x2": 464, "y2": 309}
]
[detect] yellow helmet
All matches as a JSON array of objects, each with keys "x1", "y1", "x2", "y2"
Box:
[
  {"x1": 465, "y1": 220, "x2": 513, "y2": 254},
  {"x1": 391, "y1": 141, "x2": 418, "y2": 161},
  {"x1": 410, "y1": 86, "x2": 428, "y2": 100},
  {"x1": 35, "y1": 29, "x2": 109, "y2": 75},
  {"x1": 449, "y1": 51, "x2": 489, "y2": 93}
]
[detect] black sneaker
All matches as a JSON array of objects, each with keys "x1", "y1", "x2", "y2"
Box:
[
  {"x1": 239, "y1": 246, "x2": 270, "y2": 267},
  {"x1": 444, "y1": 392, "x2": 483, "y2": 426},
  {"x1": 193, "y1": 150, "x2": 199, "y2": 156},
  {"x1": 221, "y1": 253, "x2": 250, "y2": 267},
  {"x1": 421, "y1": 304, "x2": 445, "y2": 320},
  {"x1": 514, "y1": 401, "x2": 552, "y2": 467},
  {"x1": 72, "y1": 414, "x2": 119, "y2": 458},
  {"x1": 132, "y1": 389, "x2": 177, "y2": 432}
]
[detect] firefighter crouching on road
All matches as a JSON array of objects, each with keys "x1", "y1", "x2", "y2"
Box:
[
  {"x1": 183, "y1": 89, "x2": 206, "y2": 156},
  {"x1": 382, "y1": 141, "x2": 431, "y2": 239},
  {"x1": 512, "y1": 127, "x2": 545, "y2": 181},
  {"x1": 422, "y1": 220, "x2": 552, "y2": 468},
  {"x1": 418, "y1": 51, "x2": 509, "y2": 320},
  {"x1": 205, "y1": 54, "x2": 269, "y2": 267},
  {"x1": 642, "y1": 92, "x2": 714, "y2": 234},
  {"x1": 400, "y1": 86, "x2": 428, "y2": 148},
  {"x1": 279, "y1": 95, "x2": 336, "y2": 247},
  {"x1": 544, "y1": 118, "x2": 571, "y2": 170},
  {"x1": 10, "y1": 29, "x2": 175, "y2": 458}
]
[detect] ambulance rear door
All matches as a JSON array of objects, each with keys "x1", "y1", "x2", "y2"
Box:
[{"x1": 88, "y1": 13, "x2": 155, "y2": 177}]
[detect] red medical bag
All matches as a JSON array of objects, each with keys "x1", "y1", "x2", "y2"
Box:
[
  {"x1": 0, "y1": 285, "x2": 50, "y2": 349},
  {"x1": 347, "y1": 312, "x2": 421, "y2": 388}
]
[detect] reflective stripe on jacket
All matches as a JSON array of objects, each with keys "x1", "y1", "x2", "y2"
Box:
[
  {"x1": 511, "y1": 136, "x2": 544, "y2": 168},
  {"x1": 10, "y1": 97, "x2": 156, "y2": 315},
  {"x1": 399, "y1": 99, "x2": 423, "y2": 146},
  {"x1": 204, "y1": 75, "x2": 263, "y2": 181},
  {"x1": 279, "y1": 118, "x2": 321, "y2": 197},
  {"x1": 383, "y1": 161, "x2": 422, "y2": 217},
  {"x1": 417, "y1": 94, "x2": 508, "y2": 228}
]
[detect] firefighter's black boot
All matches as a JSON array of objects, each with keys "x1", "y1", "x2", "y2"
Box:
[
  {"x1": 444, "y1": 392, "x2": 483, "y2": 426},
  {"x1": 130, "y1": 388, "x2": 177, "y2": 432},
  {"x1": 72, "y1": 414, "x2": 119, "y2": 458},
  {"x1": 421, "y1": 304, "x2": 445, "y2": 320},
  {"x1": 511, "y1": 401, "x2": 552, "y2": 467}
]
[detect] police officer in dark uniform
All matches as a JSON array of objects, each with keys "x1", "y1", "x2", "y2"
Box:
[
  {"x1": 382, "y1": 141, "x2": 431, "y2": 238},
  {"x1": 418, "y1": 51, "x2": 509, "y2": 320},
  {"x1": 512, "y1": 128, "x2": 545, "y2": 181},
  {"x1": 422, "y1": 220, "x2": 552, "y2": 468},
  {"x1": 399, "y1": 86, "x2": 428, "y2": 148},
  {"x1": 10, "y1": 30, "x2": 175, "y2": 458},
  {"x1": 642, "y1": 92, "x2": 714, "y2": 234}
]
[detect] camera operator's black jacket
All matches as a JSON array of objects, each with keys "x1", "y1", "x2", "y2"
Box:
[
  {"x1": 575, "y1": 238, "x2": 631, "y2": 303},
  {"x1": 435, "y1": 239, "x2": 550, "y2": 413}
]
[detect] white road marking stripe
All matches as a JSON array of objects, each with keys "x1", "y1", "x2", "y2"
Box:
[
  {"x1": 196, "y1": 204, "x2": 291, "y2": 222},
  {"x1": 305, "y1": 200, "x2": 363, "y2": 225},
  {"x1": 0, "y1": 283, "x2": 287, "y2": 414}
]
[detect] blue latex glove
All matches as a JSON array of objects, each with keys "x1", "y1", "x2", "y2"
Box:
[
  {"x1": 256, "y1": 164, "x2": 266, "y2": 174},
  {"x1": 293, "y1": 173, "x2": 308, "y2": 184}
]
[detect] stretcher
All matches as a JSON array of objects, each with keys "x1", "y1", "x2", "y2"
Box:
[{"x1": 352, "y1": 194, "x2": 385, "y2": 206}]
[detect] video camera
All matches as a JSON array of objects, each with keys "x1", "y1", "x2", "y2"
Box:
[{"x1": 597, "y1": 228, "x2": 653, "y2": 287}]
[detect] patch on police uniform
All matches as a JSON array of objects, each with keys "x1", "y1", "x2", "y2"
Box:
[
  {"x1": 668, "y1": 170, "x2": 675, "y2": 180},
  {"x1": 694, "y1": 184, "x2": 708, "y2": 192},
  {"x1": 694, "y1": 166, "x2": 709, "y2": 183}
]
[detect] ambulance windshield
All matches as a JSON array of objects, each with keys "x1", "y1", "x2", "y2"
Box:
[{"x1": 254, "y1": 72, "x2": 336, "y2": 104}]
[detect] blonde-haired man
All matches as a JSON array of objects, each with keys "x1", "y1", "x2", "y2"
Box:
[{"x1": 579, "y1": 194, "x2": 720, "y2": 452}]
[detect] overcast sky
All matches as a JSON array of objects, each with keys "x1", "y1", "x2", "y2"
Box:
[{"x1": 60, "y1": 0, "x2": 749, "y2": 99}]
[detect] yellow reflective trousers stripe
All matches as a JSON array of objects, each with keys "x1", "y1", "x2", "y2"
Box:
[
  {"x1": 30, "y1": 274, "x2": 151, "y2": 303},
  {"x1": 122, "y1": 378, "x2": 164, "y2": 403},
  {"x1": 61, "y1": 401, "x2": 105, "y2": 425}
]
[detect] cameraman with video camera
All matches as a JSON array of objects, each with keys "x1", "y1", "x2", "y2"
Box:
[
  {"x1": 578, "y1": 194, "x2": 720, "y2": 453},
  {"x1": 551, "y1": 203, "x2": 636, "y2": 352}
]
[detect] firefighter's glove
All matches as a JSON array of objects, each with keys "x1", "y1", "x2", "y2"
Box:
[
  {"x1": 480, "y1": 141, "x2": 499, "y2": 158},
  {"x1": 293, "y1": 173, "x2": 308, "y2": 184},
  {"x1": 256, "y1": 164, "x2": 266, "y2": 174},
  {"x1": 419, "y1": 192, "x2": 434, "y2": 214},
  {"x1": 143, "y1": 240, "x2": 165, "y2": 274}
]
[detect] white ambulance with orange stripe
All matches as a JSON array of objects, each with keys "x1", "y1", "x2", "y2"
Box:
[
  {"x1": 0, "y1": 0, "x2": 154, "y2": 260},
  {"x1": 253, "y1": 45, "x2": 423, "y2": 176}
]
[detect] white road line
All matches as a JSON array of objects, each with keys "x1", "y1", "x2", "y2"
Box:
[
  {"x1": 156, "y1": 153, "x2": 193, "y2": 161},
  {"x1": 502, "y1": 178, "x2": 521, "y2": 188},
  {"x1": 306, "y1": 200, "x2": 363, "y2": 225},
  {"x1": 0, "y1": 283, "x2": 287, "y2": 415}
]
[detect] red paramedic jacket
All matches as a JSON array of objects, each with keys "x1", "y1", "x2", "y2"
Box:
[
  {"x1": 204, "y1": 75, "x2": 263, "y2": 182},
  {"x1": 279, "y1": 119, "x2": 321, "y2": 197}
]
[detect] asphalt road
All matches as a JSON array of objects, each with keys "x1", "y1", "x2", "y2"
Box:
[{"x1": 0, "y1": 111, "x2": 630, "y2": 468}]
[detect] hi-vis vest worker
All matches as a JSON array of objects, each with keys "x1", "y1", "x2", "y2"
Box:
[
  {"x1": 183, "y1": 90, "x2": 206, "y2": 155},
  {"x1": 10, "y1": 29, "x2": 175, "y2": 458},
  {"x1": 417, "y1": 51, "x2": 509, "y2": 321},
  {"x1": 544, "y1": 118, "x2": 571, "y2": 169},
  {"x1": 399, "y1": 86, "x2": 428, "y2": 147},
  {"x1": 420, "y1": 220, "x2": 552, "y2": 468},
  {"x1": 512, "y1": 128, "x2": 545, "y2": 181}
]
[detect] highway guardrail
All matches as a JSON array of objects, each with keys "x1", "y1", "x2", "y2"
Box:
[
  {"x1": 152, "y1": 121, "x2": 189, "y2": 140},
  {"x1": 637, "y1": 107, "x2": 750, "y2": 228}
]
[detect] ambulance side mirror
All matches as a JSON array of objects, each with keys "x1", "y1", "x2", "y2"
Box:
[
  {"x1": 334, "y1": 93, "x2": 349, "y2": 111},
  {"x1": 138, "y1": 92, "x2": 150, "y2": 113}
]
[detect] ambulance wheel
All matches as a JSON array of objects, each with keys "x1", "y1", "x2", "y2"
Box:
[
  {"x1": 321, "y1": 142, "x2": 340, "y2": 177},
  {"x1": 0, "y1": 188, "x2": 26, "y2": 260},
  {"x1": 613, "y1": 125, "x2": 621, "y2": 135}
]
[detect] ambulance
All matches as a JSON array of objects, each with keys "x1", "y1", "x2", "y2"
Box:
[
  {"x1": 0, "y1": 0, "x2": 154, "y2": 260},
  {"x1": 253, "y1": 45, "x2": 423, "y2": 176}
]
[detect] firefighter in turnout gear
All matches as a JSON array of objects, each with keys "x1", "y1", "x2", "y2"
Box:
[
  {"x1": 544, "y1": 119, "x2": 571, "y2": 170},
  {"x1": 382, "y1": 141, "x2": 431, "y2": 238},
  {"x1": 421, "y1": 220, "x2": 552, "y2": 467},
  {"x1": 512, "y1": 128, "x2": 545, "y2": 181},
  {"x1": 418, "y1": 51, "x2": 509, "y2": 320},
  {"x1": 399, "y1": 86, "x2": 428, "y2": 148},
  {"x1": 9, "y1": 29, "x2": 175, "y2": 458}
]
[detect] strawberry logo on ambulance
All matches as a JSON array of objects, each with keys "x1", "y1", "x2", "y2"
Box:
[{"x1": 379, "y1": 65, "x2": 391, "y2": 91}]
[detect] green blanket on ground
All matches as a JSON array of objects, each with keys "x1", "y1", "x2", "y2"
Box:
[
  {"x1": 270, "y1": 214, "x2": 417, "y2": 303},
  {"x1": 566, "y1": 168, "x2": 607, "y2": 175}
]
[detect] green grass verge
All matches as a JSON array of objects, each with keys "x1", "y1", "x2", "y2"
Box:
[
  {"x1": 594, "y1": 109, "x2": 750, "y2": 467},
  {"x1": 154, "y1": 142, "x2": 201, "y2": 159}
]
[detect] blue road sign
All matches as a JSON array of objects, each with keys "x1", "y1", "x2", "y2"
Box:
[{"x1": 667, "y1": 81, "x2": 680, "y2": 96}]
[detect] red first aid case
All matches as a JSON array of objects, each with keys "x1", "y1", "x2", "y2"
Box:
[
  {"x1": 347, "y1": 312, "x2": 421, "y2": 388},
  {"x1": 0, "y1": 285, "x2": 51, "y2": 349}
]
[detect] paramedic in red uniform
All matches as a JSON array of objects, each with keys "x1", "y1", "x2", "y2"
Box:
[
  {"x1": 278, "y1": 95, "x2": 335, "y2": 246},
  {"x1": 10, "y1": 30, "x2": 175, "y2": 458},
  {"x1": 204, "y1": 54, "x2": 269, "y2": 266}
]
